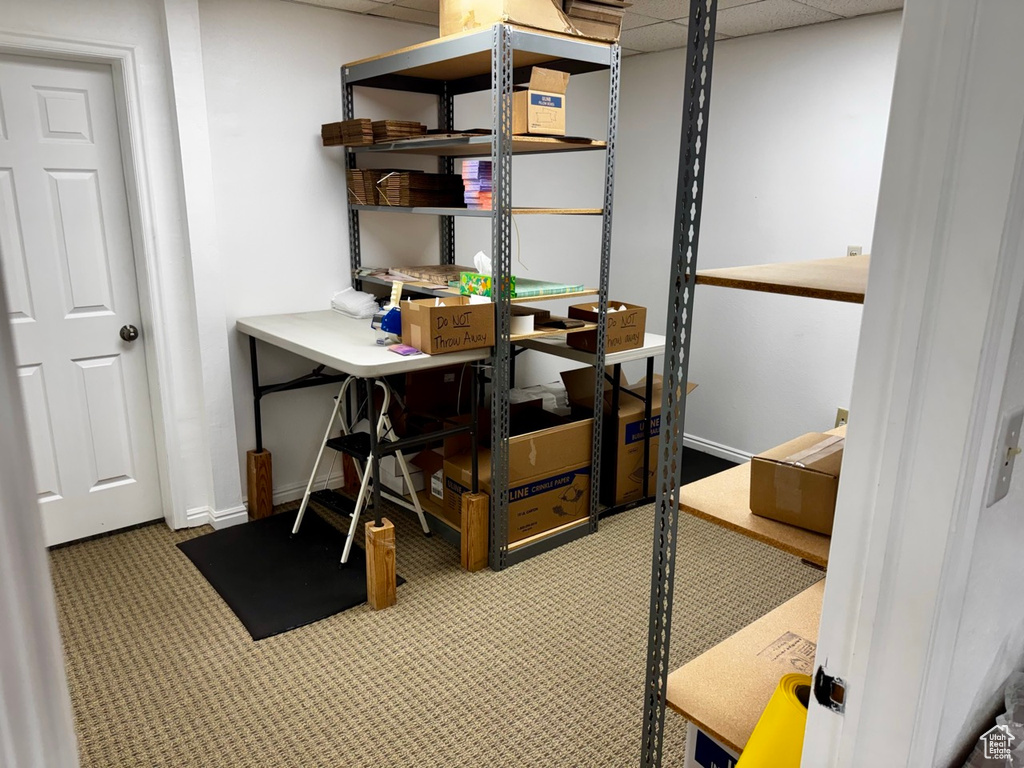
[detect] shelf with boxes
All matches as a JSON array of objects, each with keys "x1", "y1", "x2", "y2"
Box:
[
  {"x1": 667, "y1": 580, "x2": 826, "y2": 758},
  {"x1": 334, "y1": 23, "x2": 621, "y2": 571}
]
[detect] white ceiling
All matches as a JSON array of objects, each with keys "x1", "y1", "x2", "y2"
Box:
[{"x1": 287, "y1": 0, "x2": 903, "y2": 54}]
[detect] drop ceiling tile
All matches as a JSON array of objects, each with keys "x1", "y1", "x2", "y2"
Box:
[
  {"x1": 627, "y1": 0, "x2": 695, "y2": 21},
  {"x1": 368, "y1": 3, "x2": 438, "y2": 23},
  {"x1": 795, "y1": 0, "x2": 902, "y2": 16},
  {"x1": 719, "y1": 0, "x2": 761, "y2": 7},
  {"x1": 395, "y1": 0, "x2": 440, "y2": 10},
  {"x1": 620, "y1": 20, "x2": 689, "y2": 51},
  {"x1": 622, "y1": 12, "x2": 662, "y2": 30},
  {"x1": 715, "y1": 0, "x2": 839, "y2": 37}
]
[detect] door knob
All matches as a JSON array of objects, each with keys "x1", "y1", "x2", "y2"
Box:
[{"x1": 119, "y1": 324, "x2": 139, "y2": 342}]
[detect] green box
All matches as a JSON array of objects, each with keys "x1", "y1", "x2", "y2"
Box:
[{"x1": 460, "y1": 271, "x2": 516, "y2": 298}]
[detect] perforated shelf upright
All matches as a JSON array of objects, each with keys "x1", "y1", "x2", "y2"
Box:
[
  {"x1": 641, "y1": 1, "x2": 869, "y2": 765},
  {"x1": 340, "y1": 24, "x2": 622, "y2": 570}
]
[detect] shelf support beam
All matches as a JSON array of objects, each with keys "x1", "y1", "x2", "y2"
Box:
[
  {"x1": 642, "y1": 2, "x2": 720, "y2": 767},
  {"x1": 489, "y1": 23, "x2": 515, "y2": 571}
]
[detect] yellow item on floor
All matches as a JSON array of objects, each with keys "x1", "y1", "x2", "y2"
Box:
[{"x1": 735, "y1": 673, "x2": 812, "y2": 767}]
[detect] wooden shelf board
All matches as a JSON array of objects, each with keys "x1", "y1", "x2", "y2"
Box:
[
  {"x1": 349, "y1": 134, "x2": 607, "y2": 157},
  {"x1": 510, "y1": 321, "x2": 597, "y2": 342},
  {"x1": 352, "y1": 205, "x2": 602, "y2": 217},
  {"x1": 507, "y1": 517, "x2": 590, "y2": 550},
  {"x1": 344, "y1": 24, "x2": 612, "y2": 84},
  {"x1": 355, "y1": 274, "x2": 598, "y2": 304},
  {"x1": 696, "y1": 255, "x2": 869, "y2": 304},
  {"x1": 678, "y1": 424, "x2": 847, "y2": 568},
  {"x1": 680, "y1": 463, "x2": 831, "y2": 568},
  {"x1": 666, "y1": 580, "x2": 825, "y2": 754}
]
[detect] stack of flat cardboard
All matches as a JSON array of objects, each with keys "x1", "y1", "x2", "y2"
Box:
[
  {"x1": 322, "y1": 119, "x2": 374, "y2": 146},
  {"x1": 563, "y1": 0, "x2": 628, "y2": 40},
  {"x1": 388, "y1": 264, "x2": 471, "y2": 284},
  {"x1": 376, "y1": 171, "x2": 465, "y2": 207},
  {"x1": 346, "y1": 169, "x2": 381, "y2": 205},
  {"x1": 461, "y1": 160, "x2": 493, "y2": 210},
  {"x1": 371, "y1": 120, "x2": 427, "y2": 142}
]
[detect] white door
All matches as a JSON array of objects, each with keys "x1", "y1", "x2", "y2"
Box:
[{"x1": 0, "y1": 54, "x2": 162, "y2": 545}]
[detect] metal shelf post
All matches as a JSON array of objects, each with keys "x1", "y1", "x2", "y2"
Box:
[
  {"x1": 641, "y1": 1, "x2": 719, "y2": 766},
  {"x1": 588, "y1": 43, "x2": 621, "y2": 533},
  {"x1": 489, "y1": 24, "x2": 515, "y2": 571}
]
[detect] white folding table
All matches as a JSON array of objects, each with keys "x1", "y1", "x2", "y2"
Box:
[{"x1": 236, "y1": 310, "x2": 490, "y2": 605}]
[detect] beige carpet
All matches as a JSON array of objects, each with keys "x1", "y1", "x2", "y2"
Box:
[{"x1": 49, "y1": 502, "x2": 822, "y2": 767}]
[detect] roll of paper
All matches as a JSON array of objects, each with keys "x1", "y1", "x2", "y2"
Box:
[{"x1": 735, "y1": 673, "x2": 811, "y2": 768}]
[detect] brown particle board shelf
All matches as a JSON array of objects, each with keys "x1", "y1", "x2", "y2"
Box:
[
  {"x1": 349, "y1": 134, "x2": 607, "y2": 157},
  {"x1": 679, "y1": 425, "x2": 845, "y2": 569},
  {"x1": 344, "y1": 24, "x2": 613, "y2": 87},
  {"x1": 507, "y1": 517, "x2": 590, "y2": 550},
  {"x1": 355, "y1": 273, "x2": 598, "y2": 304},
  {"x1": 665, "y1": 580, "x2": 825, "y2": 754},
  {"x1": 696, "y1": 254, "x2": 869, "y2": 304},
  {"x1": 352, "y1": 205, "x2": 602, "y2": 217},
  {"x1": 510, "y1": 321, "x2": 597, "y2": 342},
  {"x1": 680, "y1": 464, "x2": 831, "y2": 568}
]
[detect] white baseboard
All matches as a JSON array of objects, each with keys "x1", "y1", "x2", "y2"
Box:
[
  {"x1": 269, "y1": 474, "x2": 347, "y2": 507},
  {"x1": 209, "y1": 504, "x2": 248, "y2": 529},
  {"x1": 184, "y1": 503, "x2": 248, "y2": 529},
  {"x1": 683, "y1": 433, "x2": 751, "y2": 464}
]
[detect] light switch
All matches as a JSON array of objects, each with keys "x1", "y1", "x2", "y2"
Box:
[{"x1": 987, "y1": 407, "x2": 1024, "y2": 507}]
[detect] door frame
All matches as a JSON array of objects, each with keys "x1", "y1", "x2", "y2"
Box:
[
  {"x1": 801, "y1": 0, "x2": 1024, "y2": 764},
  {"x1": 0, "y1": 31, "x2": 188, "y2": 530}
]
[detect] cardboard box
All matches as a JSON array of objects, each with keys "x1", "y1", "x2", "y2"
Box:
[
  {"x1": 750, "y1": 432, "x2": 844, "y2": 535},
  {"x1": 443, "y1": 417, "x2": 593, "y2": 542},
  {"x1": 561, "y1": 366, "x2": 696, "y2": 505},
  {"x1": 403, "y1": 365, "x2": 473, "y2": 419},
  {"x1": 379, "y1": 454, "x2": 426, "y2": 496},
  {"x1": 512, "y1": 68, "x2": 569, "y2": 136},
  {"x1": 566, "y1": 301, "x2": 647, "y2": 354},
  {"x1": 401, "y1": 296, "x2": 494, "y2": 355},
  {"x1": 440, "y1": 0, "x2": 621, "y2": 41}
]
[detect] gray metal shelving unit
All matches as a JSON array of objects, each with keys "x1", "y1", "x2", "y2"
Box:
[{"x1": 341, "y1": 24, "x2": 621, "y2": 570}]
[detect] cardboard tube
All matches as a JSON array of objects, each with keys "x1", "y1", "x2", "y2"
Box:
[{"x1": 736, "y1": 673, "x2": 811, "y2": 768}]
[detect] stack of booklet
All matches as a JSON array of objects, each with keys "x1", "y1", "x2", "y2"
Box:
[{"x1": 461, "y1": 160, "x2": 493, "y2": 210}]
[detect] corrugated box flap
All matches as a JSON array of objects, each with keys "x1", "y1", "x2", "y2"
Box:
[
  {"x1": 781, "y1": 435, "x2": 844, "y2": 477},
  {"x1": 529, "y1": 67, "x2": 569, "y2": 94}
]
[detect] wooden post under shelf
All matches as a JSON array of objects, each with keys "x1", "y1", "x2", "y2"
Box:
[
  {"x1": 460, "y1": 492, "x2": 488, "y2": 572},
  {"x1": 365, "y1": 518, "x2": 396, "y2": 610},
  {"x1": 246, "y1": 449, "x2": 273, "y2": 520}
]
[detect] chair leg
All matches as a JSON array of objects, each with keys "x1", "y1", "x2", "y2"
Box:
[
  {"x1": 395, "y1": 449, "x2": 430, "y2": 535},
  {"x1": 293, "y1": 393, "x2": 345, "y2": 535},
  {"x1": 342, "y1": 456, "x2": 374, "y2": 564}
]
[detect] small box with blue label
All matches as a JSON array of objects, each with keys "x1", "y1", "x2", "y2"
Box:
[{"x1": 512, "y1": 67, "x2": 570, "y2": 136}]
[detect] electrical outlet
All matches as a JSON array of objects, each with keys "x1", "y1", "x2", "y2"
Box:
[
  {"x1": 987, "y1": 407, "x2": 1024, "y2": 507},
  {"x1": 847, "y1": 246, "x2": 863, "y2": 257},
  {"x1": 835, "y1": 408, "x2": 849, "y2": 428}
]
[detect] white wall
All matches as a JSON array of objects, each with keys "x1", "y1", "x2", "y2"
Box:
[
  {"x1": 612, "y1": 12, "x2": 900, "y2": 457},
  {"x1": 198, "y1": 0, "x2": 440, "y2": 501},
  {"x1": 1, "y1": 0, "x2": 217, "y2": 516},
  {"x1": 936, "y1": 288, "x2": 1024, "y2": 766}
]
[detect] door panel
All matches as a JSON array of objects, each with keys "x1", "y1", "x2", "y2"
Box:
[
  {"x1": 17, "y1": 363, "x2": 62, "y2": 502},
  {"x1": 0, "y1": 53, "x2": 162, "y2": 545},
  {"x1": 0, "y1": 169, "x2": 33, "y2": 322}
]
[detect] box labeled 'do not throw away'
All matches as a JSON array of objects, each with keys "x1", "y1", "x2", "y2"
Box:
[{"x1": 401, "y1": 297, "x2": 494, "y2": 355}]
